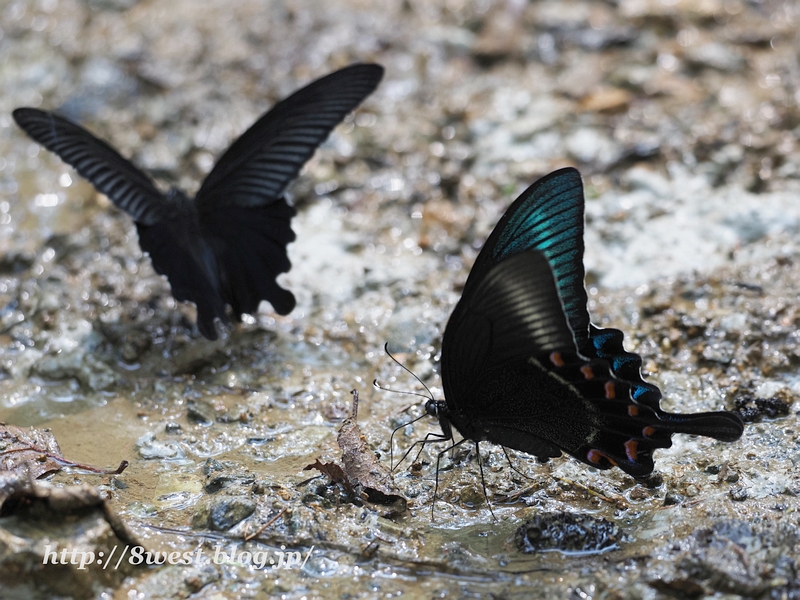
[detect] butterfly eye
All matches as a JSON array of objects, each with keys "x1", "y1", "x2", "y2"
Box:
[{"x1": 425, "y1": 399, "x2": 439, "y2": 417}]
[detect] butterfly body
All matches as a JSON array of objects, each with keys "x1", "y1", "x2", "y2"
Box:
[
  {"x1": 433, "y1": 167, "x2": 743, "y2": 479},
  {"x1": 14, "y1": 63, "x2": 384, "y2": 339}
]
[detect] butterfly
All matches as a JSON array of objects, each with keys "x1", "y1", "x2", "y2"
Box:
[
  {"x1": 13, "y1": 63, "x2": 384, "y2": 339},
  {"x1": 414, "y1": 167, "x2": 743, "y2": 487}
]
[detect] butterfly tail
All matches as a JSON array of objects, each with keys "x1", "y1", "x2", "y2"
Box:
[
  {"x1": 573, "y1": 408, "x2": 744, "y2": 477},
  {"x1": 544, "y1": 352, "x2": 743, "y2": 477},
  {"x1": 651, "y1": 409, "x2": 744, "y2": 442},
  {"x1": 581, "y1": 326, "x2": 745, "y2": 441}
]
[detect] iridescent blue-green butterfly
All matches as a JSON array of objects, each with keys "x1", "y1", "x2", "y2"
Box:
[
  {"x1": 13, "y1": 63, "x2": 383, "y2": 339},
  {"x1": 420, "y1": 167, "x2": 743, "y2": 480}
]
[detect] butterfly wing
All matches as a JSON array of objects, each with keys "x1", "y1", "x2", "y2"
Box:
[
  {"x1": 201, "y1": 202, "x2": 297, "y2": 320},
  {"x1": 442, "y1": 248, "x2": 743, "y2": 477},
  {"x1": 442, "y1": 249, "x2": 580, "y2": 460},
  {"x1": 13, "y1": 108, "x2": 230, "y2": 337},
  {"x1": 136, "y1": 218, "x2": 227, "y2": 340},
  {"x1": 585, "y1": 324, "x2": 743, "y2": 438},
  {"x1": 194, "y1": 63, "x2": 384, "y2": 321},
  {"x1": 466, "y1": 167, "x2": 590, "y2": 348},
  {"x1": 12, "y1": 108, "x2": 167, "y2": 226},
  {"x1": 195, "y1": 63, "x2": 384, "y2": 209},
  {"x1": 442, "y1": 249, "x2": 577, "y2": 402}
]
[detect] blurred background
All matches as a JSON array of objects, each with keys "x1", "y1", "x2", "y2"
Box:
[{"x1": 1, "y1": 0, "x2": 800, "y2": 598}]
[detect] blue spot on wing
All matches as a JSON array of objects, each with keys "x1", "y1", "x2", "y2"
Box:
[
  {"x1": 483, "y1": 168, "x2": 590, "y2": 347},
  {"x1": 587, "y1": 324, "x2": 663, "y2": 410}
]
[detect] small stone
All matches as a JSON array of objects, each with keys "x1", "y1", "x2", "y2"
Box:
[
  {"x1": 684, "y1": 43, "x2": 746, "y2": 72},
  {"x1": 193, "y1": 497, "x2": 256, "y2": 531},
  {"x1": 663, "y1": 492, "x2": 685, "y2": 506},
  {"x1": 136, "y1": 432, "x2": 181, "y2": 460},
  {"x1": 730, "y1": 487, "x2": 748, "y2": 501}
]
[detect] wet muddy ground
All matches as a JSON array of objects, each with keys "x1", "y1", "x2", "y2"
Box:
[{"x1": 1, "y1": 0, "x2": 800, "y2": 598}]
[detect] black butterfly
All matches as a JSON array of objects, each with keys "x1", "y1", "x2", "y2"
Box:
[
  {"x1": 13, "y1": 63, "x2": 384, "y2": 339},
  {"x1": 408, "y1": 167, "x2": 743, "y2": 491}
]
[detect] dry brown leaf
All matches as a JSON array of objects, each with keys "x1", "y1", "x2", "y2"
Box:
[
  {"x1": 337, "y1": 390, "x2": 407, "y2": 515},
  {"x1": 0, "y1": 423, "x2": 128, "y2": 478},
  {"x1": 0, "y1": 471, "x2": 140, "y2": 546},
  {"x1": 0, "y1": 423, "x2": 64, "y2": 478},
  {"x1": 302, "y1": 391, "x2": 408, "y2": 515},
  {"x1": 303, "y1": 458, "x2": 353, "y2": 495},
  {"x1": 579, "y1": 87, "x2": 633, "y2": 113}
]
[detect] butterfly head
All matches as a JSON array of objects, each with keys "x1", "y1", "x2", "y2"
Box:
[
  {"x1": 425, "y1": 399, "x2": 454, "y2": 441},
  {"x1": 424, "y1": 398, "x2": 446, "y2": 418}
]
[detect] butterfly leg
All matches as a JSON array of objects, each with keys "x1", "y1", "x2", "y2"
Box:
[
  {"x1": 388, "y1": 411, "x2": 438, "y2": 470},
  {"x1": 500, "y1": 446, "x2": 538, "y2": 482},
  {"x1": 474, "y1": 441, "x2": 497, "y2": 521},
  {"x1": 392, "y1": 430, "x2": 451, "y2": 473}
]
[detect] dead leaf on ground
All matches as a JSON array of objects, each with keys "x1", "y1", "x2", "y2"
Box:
[
  {"x1": 303, "y1": 459, "x2": 354, "y2": 495},
  {"x1": 0, "y1": 423, "x2": 128, "y2": 478},
  {"x1": 579, "y1": 87, "x2": 633, "y2": 113},
  {"x1": 0, "y1": 424, "x2": 65, "y2": 478},
  {"x1": 338, "y1": 390, "x2": 407, "y2": 515},
  {"x1": 303, "y1": 390, "x2": 407, "y2": 516}
]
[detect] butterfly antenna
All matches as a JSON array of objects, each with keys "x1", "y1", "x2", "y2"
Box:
[
  {"x1": 381, "y1": 342, "x2": 435, "y2": 401},
  {"x1": 372, "y1": 380, "x2": 439, "y2": 469},
  {"x1": 372, "y1": 380, "x2": 433, "y2": 401}
]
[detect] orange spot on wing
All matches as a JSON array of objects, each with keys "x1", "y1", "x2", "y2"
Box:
[
  {"x1": 604, "y1": 381, "x2": 616, "y2": 399},
  {"x1": 627, "y1": 405, "x2": 639, "y2": 417},
  {"x1": 580, "y1": 366, "x2": 594, "y2": 380},
  {"x1": 643, "y1": 426, "x2": 657, "y2": 438},
  {"x1": 586, "y1": 449, "x2": 618, "y2": 467},
  {"x1": 550, "y1": 352, "x2": 565, "y2": 367},
  {"x1": 624, "y1": 439, "x2": 639, "y2": 462}
]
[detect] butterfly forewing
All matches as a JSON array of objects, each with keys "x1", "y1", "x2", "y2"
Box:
[
  {"x1": 12, "y1": 108, "x2": 166, "y2": 226},
  {"x1": 195, "y1": 63, "x2": 384, "y2": 209},
  {"x1": 467, "y1": 167, "x2": 591, "y2": 348},
  {"x1": 442, "y1": 249, "x2": 577, "y2": 416}
]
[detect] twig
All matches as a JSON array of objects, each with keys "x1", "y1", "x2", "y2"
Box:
[{"x1": 244, "y1": 506, "x2": 288, "y2": 541}]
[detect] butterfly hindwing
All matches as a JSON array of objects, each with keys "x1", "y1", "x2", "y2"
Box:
[
  {"x1": 583, "y1": 324, "x2": 663, "y2": 410},
  {"x1": 195, "y1": 63, "x2": 384, "y2": 210},
  {"x1": 136, "y1": 218, "x2": 227, "y2": 339},
  {"x1": 11, "y1": 108, "x2": 166, "y2": 226},
  {"x1": 203, "y1": 202, "x2": 297, "y2": 319}
]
